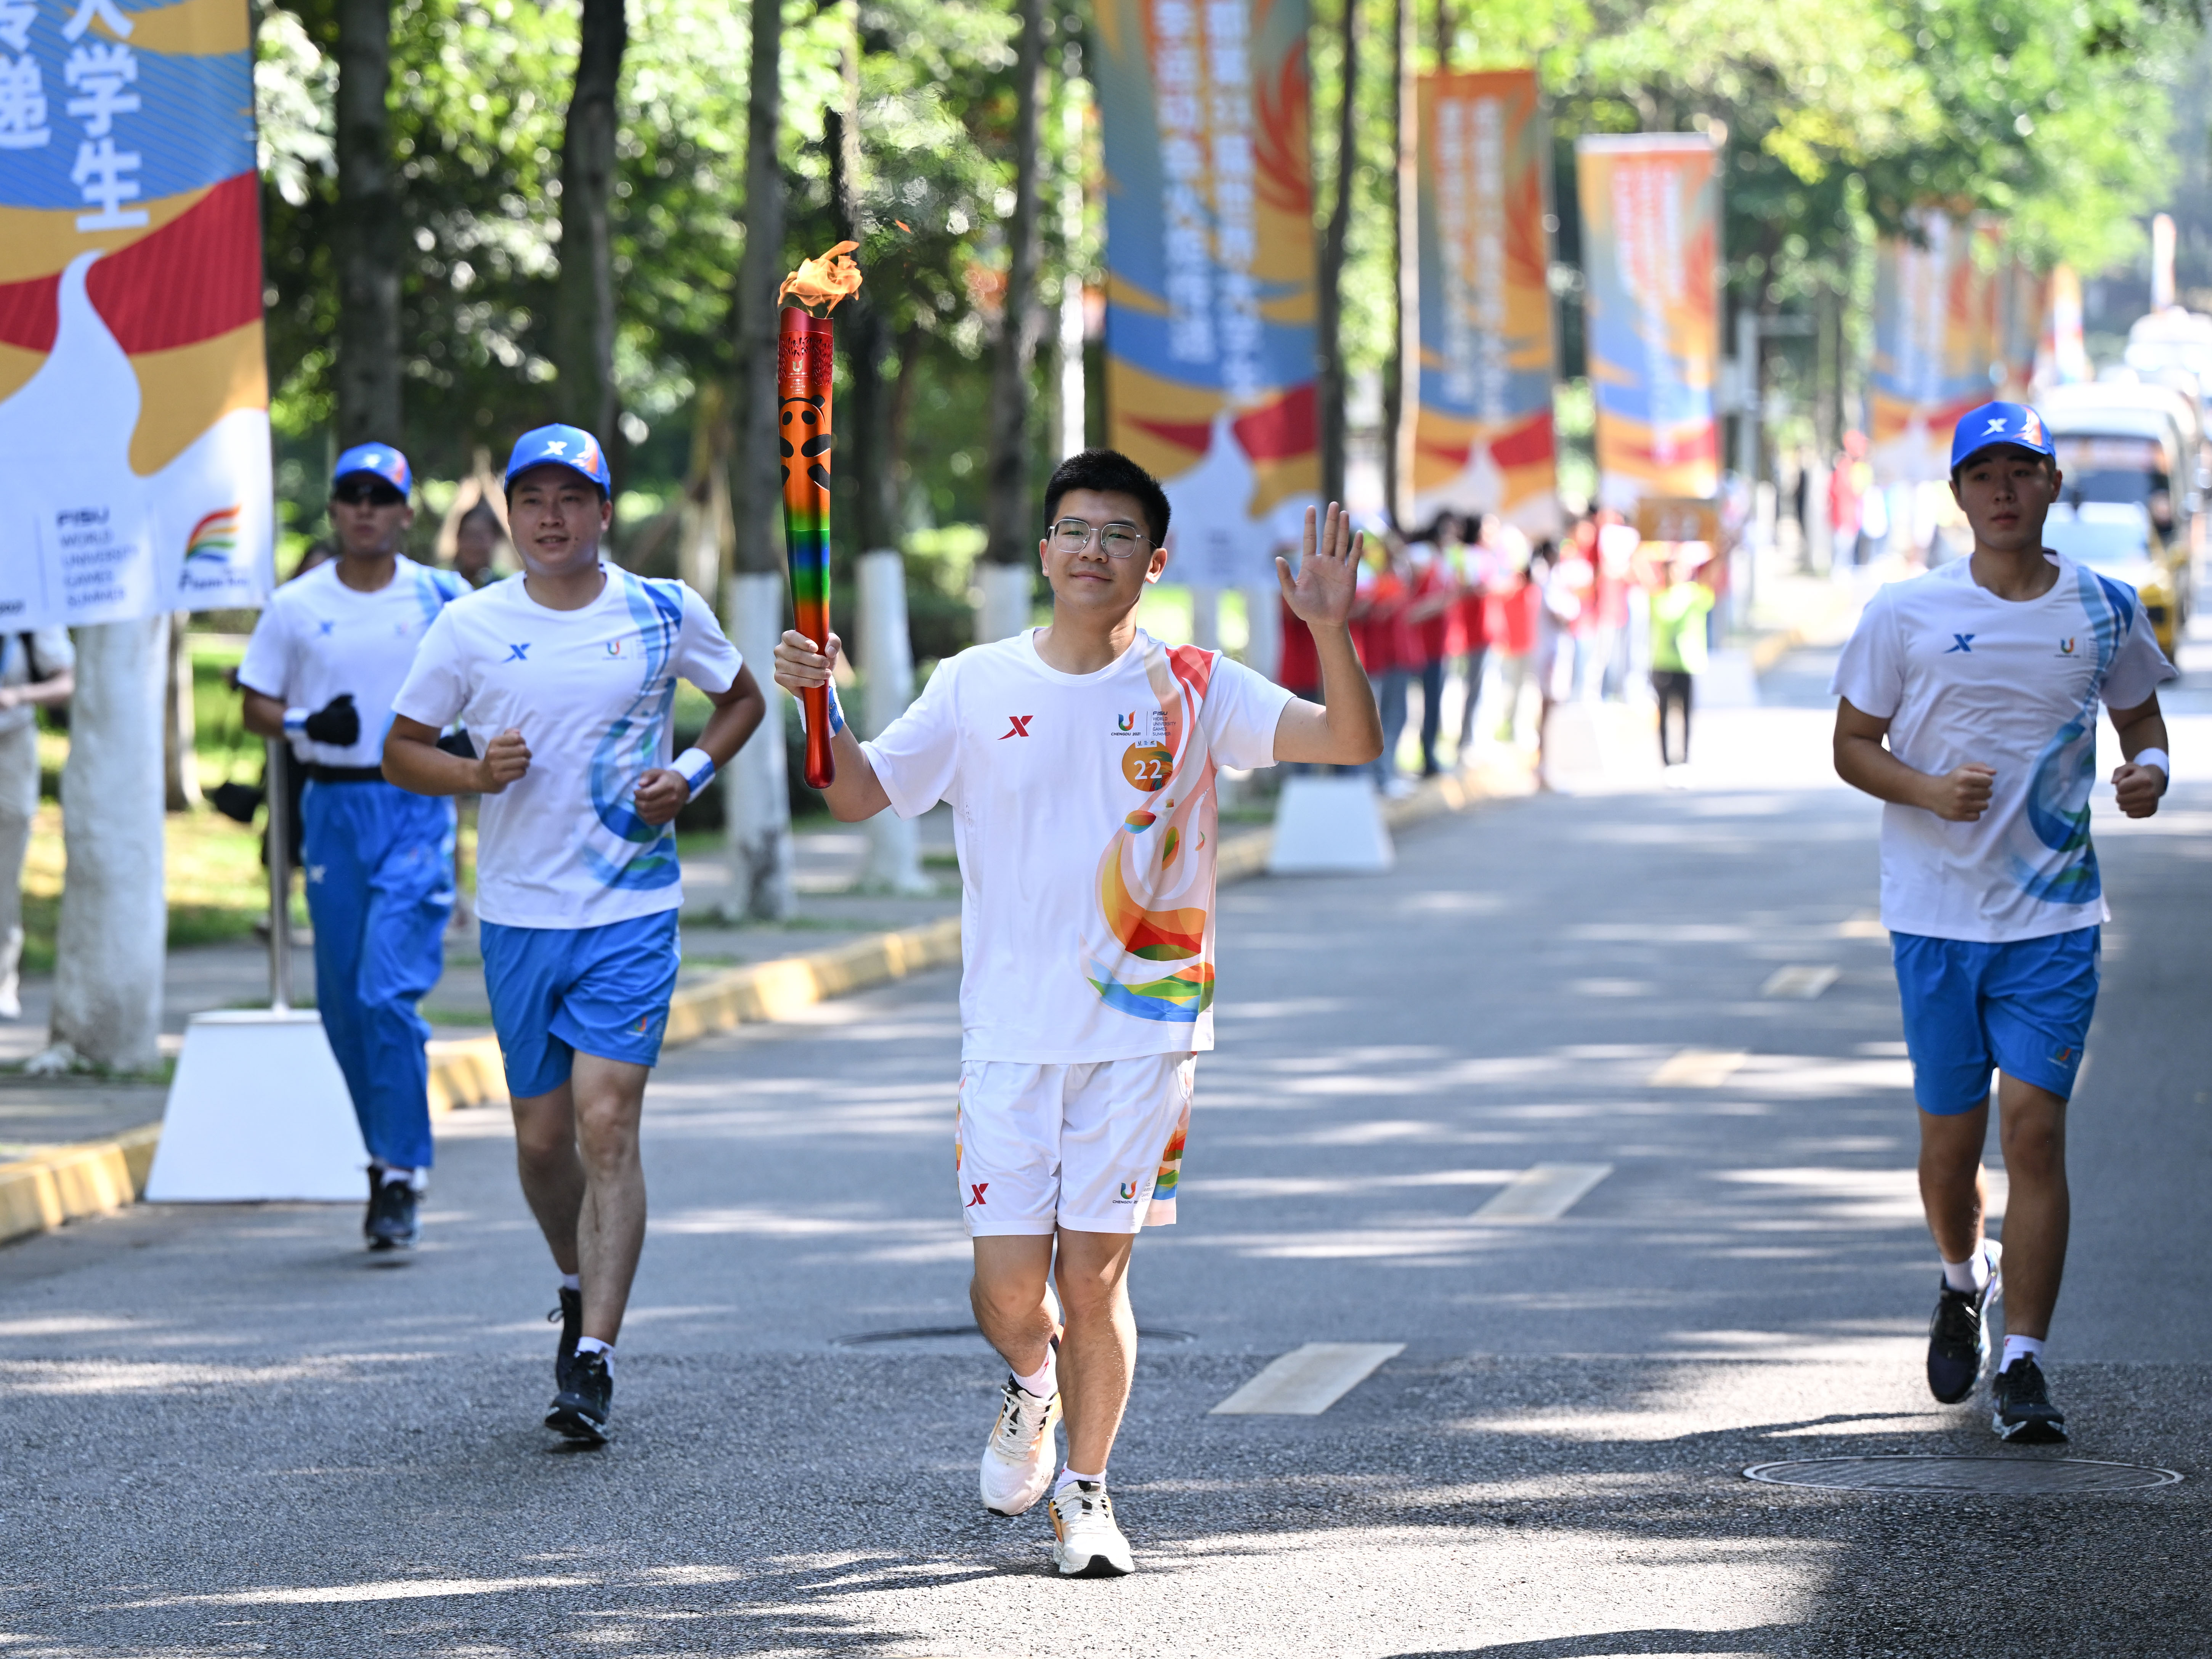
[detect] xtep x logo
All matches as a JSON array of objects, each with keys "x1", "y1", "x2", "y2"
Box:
[
  {"x1": 1000, "y1": 716, "x2": 1034, "y2": 739},
  {"x1": 505, "y1": 643, "x2": 531, "y2": 662},
  {"x1": 966, "y1": 1183, "x2": 989, "y2": 1207},
  {"x1": 1945, "y1": 634, "x2": 1975, "y2": 654}
]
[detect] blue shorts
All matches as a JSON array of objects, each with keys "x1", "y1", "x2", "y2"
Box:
[
  {"x1": 480, "y1": 910, "x2": 682, "y2": 1097},
  {"x1": 1892, "y1": 927, "x2": 2100, "y2": 1115}
]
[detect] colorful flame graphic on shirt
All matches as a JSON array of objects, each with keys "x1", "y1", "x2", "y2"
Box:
[{"x1": 1083, "y1": 641, "x2": 1222, "y2": 1023}]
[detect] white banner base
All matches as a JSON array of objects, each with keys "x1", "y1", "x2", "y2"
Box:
[
  {"x1": 1267, "y1": 777, "x2": 1394, "y2": 874},
  {"x1": 145, "y1": 1011, "x2": 367, "y2": 1202}
]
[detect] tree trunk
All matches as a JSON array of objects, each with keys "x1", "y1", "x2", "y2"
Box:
[
  {"x1": 556, "y1": 0, "x2": 629, "y2": 450},
  {"x1": 725, "y1": 0, "x2": 794, "y2": 920},
  {"x1": 334, "y1": 0, "x2": 401, "y2": 446},
  {"x1": 1434, "y1": 0, "x2": 1452, "y2": 66},
  {"x1": 826, "y1": 18, "x2": 898, "y2": 555},
  {"x1": 163, "y1": 613, "x2": 200, "y2": 811},
  {"x1": 1382, "y1": 0, "x2": 1416, "y2": 528},
  {"x1": 978, "y1": 0, "x2": 1046, "y2": 628},
  {"x1": 45, "y1": 617, "x2": 168, "y2": 1073},
  {"x1": 1317, "y1": 0, "x2": 1359, "y2": 507}
]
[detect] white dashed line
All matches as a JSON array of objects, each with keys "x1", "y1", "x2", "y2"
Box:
[
  {"x1": 1208, "y1": 1342, "x2": 1406, "y2": 1415},
  {"x1": 1761, "y1": 964, "x2": 1840, "y2": 999},
  {"x1": 1649, "y1": 1048, "x2": 1748, "y2": 1087},
  {"x1": 1471, "y1": 1163, "x2": 1614, "y2": 1223}
]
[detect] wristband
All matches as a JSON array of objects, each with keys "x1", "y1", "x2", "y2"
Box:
[
  {"x1": 793, "y1": 680, "x2": 847, "y2": 736},
  {"x1": 2132, "y1": 747, "x2": 2170, "y2": 789},
  {"x1": 671, "y1": 746, "x2": 715, "y2": 794},
  {"x1": 282, "y1": 707, "x2": 308, "y2": 736}
]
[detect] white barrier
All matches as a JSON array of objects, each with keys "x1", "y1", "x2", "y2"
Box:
[
  {"x1": 1267, "y1": 776, "x2": 1394, "y2": 874},
  {"x1": 145, "y1": 1010, "x2": 366, "y2": 1202}
]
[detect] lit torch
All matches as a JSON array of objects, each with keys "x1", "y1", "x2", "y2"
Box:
[{"x1": 777, "y1": 241, "x2": 863, "y2": 790}]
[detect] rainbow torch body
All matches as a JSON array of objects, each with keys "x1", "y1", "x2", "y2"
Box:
[{"x1": 779, "y1": 305, "x2": 837, "y2": 788}]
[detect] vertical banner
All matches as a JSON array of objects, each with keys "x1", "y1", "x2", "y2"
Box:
[
  {"x1": 1999, "y1": 255, "x2": 2047, "y2": 398},
  {"x1": 0, "y1": 0, "x2": 271, "y2": 631},
  {"x1": 1867, "y1": 211, "x2": 2003, "y2": 484},
  {"x1": 1574, "y1": 134, "x2": 1720, "y2": 510},
  {"x1": 1411, "y1": 68, "x2": 1558, "y2": 536},
  {"x1": 1096, "y1": 0, "x2": 1318, "y2": 587}
]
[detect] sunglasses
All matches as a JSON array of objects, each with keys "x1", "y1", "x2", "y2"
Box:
[{"x1": 332, "y1": 480, "x2": 406, "y2": 507}]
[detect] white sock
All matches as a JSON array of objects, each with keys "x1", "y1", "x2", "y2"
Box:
[
  {"x1": 1014, "y1": 1351, "x2": 1057, "y2": 1398},
  {"x1": 559, "y1": 1273, "x2": 581, "y2": 1293},
  {"x1": 1941, "y1": 1247, "x2": 1991, "y2": 1295},
  {"x1": 575, "y1": 1337, "x2": 613, "y2": 1369},
  {"x1": 2000, "y1": 1335, "x2": 2044, "y2": 1373},
  {"x1": 1054, "y1": 1466, "x2": 1104, "y2": 1496},
  {"x1": 377, "y1": 1165, "x2": 415, "y2": 1187}
]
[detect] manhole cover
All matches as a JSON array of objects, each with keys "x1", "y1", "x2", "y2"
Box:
[
  {"x1": 831, "y1": 1324, "x2": 1198, "y2": 1348},
  {"x1": 1744, "y1": 1456, "x2": 2181, "y2": 1494}
]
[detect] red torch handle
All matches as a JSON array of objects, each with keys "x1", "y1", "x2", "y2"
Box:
[{"x1": 779, "y1": 305, "x2": 837, "y2": 789}]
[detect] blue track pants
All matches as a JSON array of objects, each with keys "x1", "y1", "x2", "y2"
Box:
[{"x1": 301, "y1": 778, "x2": 454, "y2": 1171}]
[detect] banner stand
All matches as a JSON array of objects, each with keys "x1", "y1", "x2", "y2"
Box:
[
  {"x1": 146, "y1": 741, "x2": 366, "y2": 1203},
  {"x1": 1267, "y1": 776, "x2": 1394, "y2": 874}
]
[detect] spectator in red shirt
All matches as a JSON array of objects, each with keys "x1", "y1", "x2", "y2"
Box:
[
  {"x1": 1452, "y1": 513, "x2": 1490, "y2": 760},
  {"x1": 1354, "y1": 536, "x2": 1417, "y2": 793},
  {"x1": 1407, "y1": 521, "x2": 1458, "y2": 778}
]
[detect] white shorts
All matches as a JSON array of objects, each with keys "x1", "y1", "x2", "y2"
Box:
[{"x1": 955, "y1": 1053, "x2": 1195, "y2": 1235}]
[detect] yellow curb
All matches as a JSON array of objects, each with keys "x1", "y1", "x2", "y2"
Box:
[
  {"x1": 1749, "y1": 626, "x2": 1807, "y2": 677},
  {"x1": 9, "y1": 768, "x2": 1521, "y2": 1246},
  {"x1": 0, "y1": 1122, "x2": 162, "y2": 1247}
]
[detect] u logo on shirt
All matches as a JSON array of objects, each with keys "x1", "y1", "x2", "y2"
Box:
[{"x1": 605, "y1": 639, "x2": 624, "y2": 657}]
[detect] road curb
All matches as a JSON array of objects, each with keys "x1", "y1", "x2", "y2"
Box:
[
  {"x1": 0, "y1": 1122, "x2": 160, "y2": 1246},
  {"x1": 7, "y1": 759, "x2": 1522, "y2": 1245}
]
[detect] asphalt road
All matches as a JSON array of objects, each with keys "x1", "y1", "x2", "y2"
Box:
[{"x1": 3, "y1": 664, "x2": 2209, "y2": 1656}]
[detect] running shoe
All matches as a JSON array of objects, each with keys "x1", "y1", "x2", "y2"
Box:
[
  {"x1": 1991, "y1": 1356, "x2": 2068, "y2": 1444},
  {"x1": 549, "y1": 1287, "x2": 583, "y2": 1393},
  {"x1": 1048, "y1": 1480, "x2": 1135, "y2": 1577},
  {"x1": 364, "y1": 1176, "x2": 420, "y2": 1251},
  {"x1": 980, "y1": 1377, "x2": 1061, "y2": 1516},
  {"x1": 546, "y1": 1351, "x2": 612, "y2": 1444},
  {"x1": 1926, "y1": 1247, "x2": 2001, "y2": 1404}
]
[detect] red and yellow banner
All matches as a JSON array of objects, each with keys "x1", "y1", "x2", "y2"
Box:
[
  {"x1": 1574, "y1": 135, "x2": 1720, "y2": 509},
  {"x1": 1411, "y1": 68, "x2": 1558, "y2": 536},
  {"x1": 0, "y1": 0, "x2": 271, "y2": 626},
  {"x1": 1869, "y1": 210, "x2": 2008, "y2": 483},
  {"x1": 1096, "y1": 0, "x2": 1318, "y2": 587}
]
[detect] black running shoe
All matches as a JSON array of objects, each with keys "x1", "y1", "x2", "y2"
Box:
[
  {"x1": 1926, "y1": 1264, "x2": 1999, "y2": 1404},
  {"x1": 548, "y1": 1287, "x2": 582, "y2": 1392},
  {"x1": 546, "y1": 1351, "x2": 612, "y2": 1444},
  {"x1": 1991, "y1": 1356, "x2": 2068, "y2": 1444},
  {"x1": 364, "y1": 1177, "x2": 420, "y2": 1251}
]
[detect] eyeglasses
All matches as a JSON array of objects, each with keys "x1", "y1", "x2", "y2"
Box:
[
  {"x1": 1047, "y1": 518, "x2": 1149, "y2": 558},
  {"x1": 333, "y1": 481, "x2": 406, "y2": 507}
]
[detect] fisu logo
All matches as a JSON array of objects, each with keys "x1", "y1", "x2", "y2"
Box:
[
  {"x1": 1116, "y1": 712, "x2": 1137, "y2": 733},
  {"x1": 2057, "y1": 637, "x2": 2077, "y2": 656},
  {"x1": 606, "y1": 639, "x2": 625, "y2": 657}
]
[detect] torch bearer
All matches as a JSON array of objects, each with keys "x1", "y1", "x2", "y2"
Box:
[{"x1": 777, "y1": 242, "x2": 863, "y2": 790}]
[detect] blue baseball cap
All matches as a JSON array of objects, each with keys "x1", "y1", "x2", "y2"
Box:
[
  {"x1": 1951, "y1": 402, "x2": 2055, "y2": 472},
  {"x1": 503, "y1": 424, "x2": 611, "y2": 494},
  {"x1": 332, "y1": 443, "x2": 412, "y2": 494}
]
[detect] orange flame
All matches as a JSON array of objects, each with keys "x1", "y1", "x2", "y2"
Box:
[{"x1": 778, "y1": 241, "x2": 864, "y2": 313}]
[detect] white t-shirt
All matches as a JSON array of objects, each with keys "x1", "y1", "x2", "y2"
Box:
[
  {"x1": 1830, "y1": 554, "x2": 2175, "y2": 942},
  {"x1": 237, "y1": 558, "x2": 468, "y2": 769},
  {"x1": 391, "y1": 564, "x2": 741, "y2": 929},
  {"x1": 865, "y1": 628, "x2": 1293, "y2": 1062},
  {"x1": 0, "y1": 627, "x2": 74, "y2": 738}
]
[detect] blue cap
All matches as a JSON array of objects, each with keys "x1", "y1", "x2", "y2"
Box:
[
  {"x1": 332, "y1": 443, "x2": 412, "y2": 494},
  {"x1": 503, "y1": 424, "x2": 611, "y2": 494},
  {"x1": 1951, "y1": 402, "x2": 2055, "y2": 472}
]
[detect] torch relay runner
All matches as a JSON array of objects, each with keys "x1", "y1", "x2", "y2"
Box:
[
  {"x1": 1830, "y1": 402, "x2": 2174, "y2": 1445},
  {"x1": 773, "y1": 449, "x2": 1383, "y2": 1578},
  {"x1": 383, "y1": 424, "x2": 767, "y2": 1446},
  {"x1": 237, "y1": 444, "x2": 468, "y2": 1253}
]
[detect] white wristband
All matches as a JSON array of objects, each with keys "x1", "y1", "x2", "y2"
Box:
[
  {"x1": 671, "y1": 746, "x2": 715, "y2": 794},
  {"x1": 2132, "y1": 747, "x2": 2170, "y2": 788},
  {"x1": 283, "y1": 707, "x2": 308, "y2": 736}
]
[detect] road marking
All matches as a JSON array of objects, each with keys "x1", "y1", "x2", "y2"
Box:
[
  {"x1": 1839, "y1": 911, "x2": 1889, "y2": 939},
  {"x1": 1649, "y1": 1048, "x2": 1748, "y2": 1087},
  {"x1": 1761, "y1": 964, "x2": 1840, "y2": 999},
  {"x1": 1209, "y1": 1342, "x2": 1405, "y2": 1415},
  {"x1": 1472, "y1": 1163, "x2": 1614, "y2": 1222}
]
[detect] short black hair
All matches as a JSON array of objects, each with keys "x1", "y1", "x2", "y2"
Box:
[
  {"x1": 1950, "y1": 444, "x2": 2058, "y2": 489},
  {"x1": 1043, "y1": 449, "x2": 1171, "y2": 547}
]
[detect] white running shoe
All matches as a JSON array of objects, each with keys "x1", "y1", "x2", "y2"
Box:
[
  {"x1": 1048, "y1": 1480, "x2": 1135, "y2": 1577},
  {"x1": 979, "y1": 1377, "x2": 1061, "y2": 1516}
]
